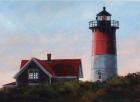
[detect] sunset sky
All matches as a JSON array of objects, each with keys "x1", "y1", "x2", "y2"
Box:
[{"x1": 0, "y1": 0, "x2": 140, "y2": 87}]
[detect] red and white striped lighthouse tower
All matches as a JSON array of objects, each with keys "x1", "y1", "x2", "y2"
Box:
[{"x1": 89, "y1": 7, "x2": 119, "y2": 81}]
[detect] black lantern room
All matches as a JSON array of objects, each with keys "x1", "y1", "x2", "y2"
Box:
[
  {"x1": 96, "y1": 7, "x2": 111, "y2": 21},
  {"x1": 89, "y1": 7, "x2": 119, "y2": 30}
]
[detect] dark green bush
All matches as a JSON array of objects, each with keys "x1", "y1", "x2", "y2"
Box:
[{"x1": 0, "y1": 72, "x2": 139, "y2": 102}]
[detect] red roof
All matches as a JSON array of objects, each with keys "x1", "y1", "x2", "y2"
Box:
[
  {"x1": 3, "y1": 82, "x2": 16, "y2": 87},
  {"x1": 20, "y1": 60, "x2": 28, "y2": 68},
  {"x1": 20, "y1": 58, "x2": 81, "y2": 77}
]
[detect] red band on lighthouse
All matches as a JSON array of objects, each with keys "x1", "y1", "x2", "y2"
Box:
[{"x1": 92, "y1": 29, "x2": 117, "y2": 55}]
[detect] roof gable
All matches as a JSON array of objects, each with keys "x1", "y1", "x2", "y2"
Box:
[{"x1": 14, "y1": 58, "x2": 53, "y2": 79}]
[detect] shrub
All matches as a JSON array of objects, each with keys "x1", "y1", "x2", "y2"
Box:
[{"x1": 0, "y1": 72, "x2": 140, "y2": 102}]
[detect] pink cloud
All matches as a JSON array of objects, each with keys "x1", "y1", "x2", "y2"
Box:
[{"x1": 118, "y1": 37, "x2": 140, "y2": 76}]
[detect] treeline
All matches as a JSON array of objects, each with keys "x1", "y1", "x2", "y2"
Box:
[{"x1": 0, "y1": 72, "x2": 140, "y2": 102}]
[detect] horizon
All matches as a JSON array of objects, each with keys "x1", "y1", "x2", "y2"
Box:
[{"x1": 0, "y1": 0, "x2": 140, "y2": 87}]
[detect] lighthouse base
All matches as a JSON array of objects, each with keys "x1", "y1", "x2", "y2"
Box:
[{"x1": 91, "y1": 55, "x2": 117, "y2": 82}]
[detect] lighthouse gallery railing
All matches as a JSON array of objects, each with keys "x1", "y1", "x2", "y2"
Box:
[{"x1": 89, "y1": 20, "x2": 119, "y2": 28}]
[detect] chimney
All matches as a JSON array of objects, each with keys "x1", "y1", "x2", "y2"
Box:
[{"x1": 47, "y1": 53, "x2": 51, "y2": 62}]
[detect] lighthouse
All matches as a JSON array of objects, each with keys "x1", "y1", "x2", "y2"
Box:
[{"x1": 89, "y1": 7, "x2": 119, "y2": 81}]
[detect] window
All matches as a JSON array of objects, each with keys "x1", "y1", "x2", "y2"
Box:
[
  {"x1": 96, "y1": 70, "x2": 103, "y2": 80},
  {"x1": 97, "y1": 71, "x2": 102, "y2": 79},
  {"x1": 28, "y1": 69, "x2": 39, "y2": 79},
  {"x1": 97, "y1": 16, "x2": 111, "y2": 21}
]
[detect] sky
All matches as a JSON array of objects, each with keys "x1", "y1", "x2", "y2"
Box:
[{"x1": 0, "y1": 0, "x2": 140, "y2": 87}]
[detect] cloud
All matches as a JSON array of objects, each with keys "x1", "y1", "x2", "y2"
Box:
[
  {"x1": 0, "y1": 30, "x2": 91, "y2": 87},
  {"x1": 118, "y1": 36, "x2": 140, "y2": 75}
]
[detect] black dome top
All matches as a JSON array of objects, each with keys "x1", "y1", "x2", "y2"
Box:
[{"x1": 97, "y1": 7, "x2": 111, "y2": 16}]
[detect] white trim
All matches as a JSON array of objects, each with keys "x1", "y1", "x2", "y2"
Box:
[
  {"x1": 14, "y1": 58, "x2": 53, "y2": 79},
  {"x1": 33, "y1": 59, "x2": 52, "y2": 77},
  {"x1": 28, "y1": 69, "x2": 39, "y2": 80},
  {"x1": 79, "y1": 61, "x2": 83, "y2": 78},
  {"x1": 14, "y1": 58, "x2": 33, "y2": 79}
]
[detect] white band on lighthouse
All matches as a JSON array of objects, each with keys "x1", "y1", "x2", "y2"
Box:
[{"x1": 91, "y1": 55, "x2": 117, "y2": 81}]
